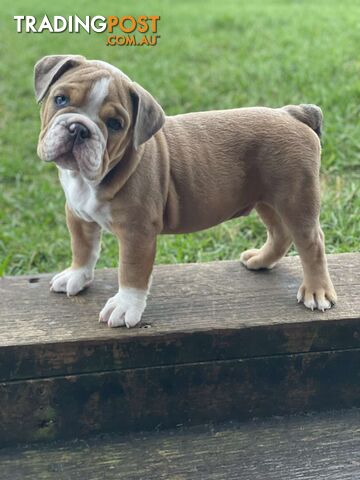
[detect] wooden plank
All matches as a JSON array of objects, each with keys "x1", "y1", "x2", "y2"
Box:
[
  {"x1": 1, "y1": 348, "x2": 359, "y2": 445},
  {"x1": 1, "y1": 409, "x2": 359, "y2": 480},
  {"x1": 0, "y1": 253, "x2": 359, "y2": 381}
]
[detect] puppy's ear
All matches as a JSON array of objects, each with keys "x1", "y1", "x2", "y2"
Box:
[
  {"x1": 130, "y1": 82, "x2": 165, "y2": 149},
  {"x1": 34, "y1": 55, "x2": 85, "y2": 103}
]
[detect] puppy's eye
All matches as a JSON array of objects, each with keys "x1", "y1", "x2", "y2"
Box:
[
  {"x1": 54, "y1": 95, "x2": 69, "y2": 107},
  {"x1": 106, "y1": 118, "x2": 122, "y2": 131}
]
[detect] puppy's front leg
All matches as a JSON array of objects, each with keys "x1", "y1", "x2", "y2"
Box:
[
  {"x1": 50, "y1": 203, "x2": 101, "y2": 296},
  {"x1": 99, "y1": 227, "x2": 156, "y2": 328}
]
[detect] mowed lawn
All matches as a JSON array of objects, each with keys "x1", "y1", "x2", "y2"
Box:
[{"x1": 0, "y1": 0, "x2": 359, "y2": 276}]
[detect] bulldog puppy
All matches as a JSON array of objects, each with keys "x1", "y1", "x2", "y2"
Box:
[{"x1": 34, "y1": 54, "x2": 337, "y2": 327}]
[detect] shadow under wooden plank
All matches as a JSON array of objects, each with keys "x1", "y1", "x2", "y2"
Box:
[{"x1": 0, "y1": 253, "x2": 359, "y2": 445}]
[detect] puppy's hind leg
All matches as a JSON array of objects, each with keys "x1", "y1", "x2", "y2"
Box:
[
  {"x1": 277, "y1": 193, "x2": 337, "y2": 311},
  {"x1": 240, "y1": 202, "x2": 292, "y2": 270}
]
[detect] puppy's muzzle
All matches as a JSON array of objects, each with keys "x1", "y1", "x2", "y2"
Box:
[{"x1": 39, "y1": 113, "x2": 107, "y2": 182}]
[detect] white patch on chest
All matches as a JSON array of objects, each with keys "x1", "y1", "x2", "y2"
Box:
[{"x1": 59, "y1": 169, "x2": 112, "y2": 230}]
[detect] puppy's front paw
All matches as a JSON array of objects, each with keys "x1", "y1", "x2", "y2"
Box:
[
  {"x1": 50, "y1": 267, "x2": 94, "y2": 296},
  {"x1": 99, "y1": 288, "x2": 147, "y2": 328},
  {"x1": 297, "y1": 283, "x2": 337, "y2": 311}
]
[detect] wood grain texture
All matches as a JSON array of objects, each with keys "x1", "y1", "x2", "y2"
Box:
[
  {"x1": 0, "y1": 254, "x2": 359, "y2": 446},
  {"x1": 1, "y1": 409, "x2": 360, "y2": 480},
  {"x1": 1, "y1": 348, "x2": 359, "y2": 445},
  {"x1": 0, "y1": 254, "x2": 359, "y2": 381}
]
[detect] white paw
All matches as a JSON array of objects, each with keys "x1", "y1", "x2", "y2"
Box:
[
  {"x1": 50, "y1": 267, "x2": 94, "y2": 296},
  {"x1": 297, "y1": 284, "x2": 337, "y2": 312},
  {"x1": 99, "y1": 288, "x2": 147, "y2": 328}
]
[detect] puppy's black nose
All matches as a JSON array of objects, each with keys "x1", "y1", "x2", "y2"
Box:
[{"x1": 68, "y1": 122, "x2": 91, "y2": 141}]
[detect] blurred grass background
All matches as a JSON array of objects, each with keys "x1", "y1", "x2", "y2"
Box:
[{"x1": 0, "y1": 0, "x2": 359, "y2": 276}]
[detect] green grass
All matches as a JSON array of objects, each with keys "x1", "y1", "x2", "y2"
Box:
[{"x1": 0, "y1": 0, "x2": 359, "y2": 276}]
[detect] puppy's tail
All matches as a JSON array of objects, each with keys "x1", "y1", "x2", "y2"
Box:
[{"x1": 283, "y1": 104, "x2": 323, "y2": 138}]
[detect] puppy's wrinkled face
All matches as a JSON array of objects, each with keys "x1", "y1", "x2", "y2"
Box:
[
  {"x1": 37, "y1": 62, "x2": 133, "y2": 184},
  {"x1": 35, "y1": 56, "x2": 165, "y2": 185}
]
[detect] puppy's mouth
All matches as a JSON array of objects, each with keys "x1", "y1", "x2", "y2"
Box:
[
  {"x1": 38, "y1": 113, "x2": 107, "y2": 181},
  {"x1": 50, "y1": 150, "x2": 79, "y2": 171}
]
